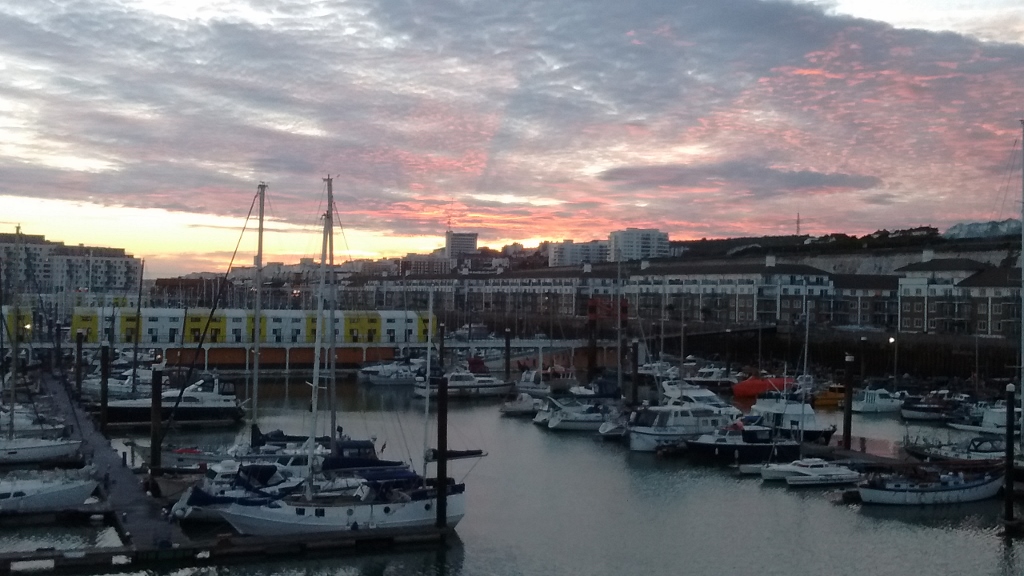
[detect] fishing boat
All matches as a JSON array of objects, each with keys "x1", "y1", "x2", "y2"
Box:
[{"x1": 857, "y1": 468, "x2": 1003, "y2": 505}]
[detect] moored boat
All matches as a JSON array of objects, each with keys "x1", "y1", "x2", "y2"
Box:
[
  {"x1": 857, "y1": 468, "x2": 1003, "y2": 505},
  {"x1": 684, "y1": 423, "x2": 801, "y2": 465}
]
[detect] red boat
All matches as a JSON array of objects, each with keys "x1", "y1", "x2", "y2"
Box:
[{"x1": 732, "y1": 376, "x2": 793, "y2": 399}]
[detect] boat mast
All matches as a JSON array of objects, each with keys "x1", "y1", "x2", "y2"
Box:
[
  {"x1": 129, "y1": 259, "x2": 144, "y2": 395},
  {"x1": 325, "y1": 175, "x2": 338, "y2": 453},
  {"x1": 1019, "y1": 119, "x2": 1023, "y2": 451},
  {"x1": 306, "y1": 197, "x2": 331, "y2": 499},
  {"x1": 422, "y1": 288, "x2": 434, "y2": 478},
  {"x1": 616, "y1": 253, "x2": 623, "y2": 395},
  {"x1": 8, "y1": 226, "x2": 21, "y2": 441},
  {"x1": 252, "y1": 182, "x2": 266, "y2": 430}
]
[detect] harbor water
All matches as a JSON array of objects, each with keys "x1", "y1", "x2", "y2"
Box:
[{"x1": 5, "y1": 376, "x2": 1024, "y2": 575}]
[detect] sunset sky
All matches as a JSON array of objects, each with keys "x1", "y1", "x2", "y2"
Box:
[{"x1": 2, "y1": 0, "x2": 1023, "y2": 277}]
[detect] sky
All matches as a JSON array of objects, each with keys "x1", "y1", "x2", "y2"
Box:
[{"x1": 1, "y1": 0, "x2": 1023, "y2": 278}]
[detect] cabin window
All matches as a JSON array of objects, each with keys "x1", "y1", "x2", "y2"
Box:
[
  {"x1": 12, "y1": 492, "x2": 24, "y2": 497},
  {"x1": 315, "y1": 508, "x2": 325, "y2": 517},
  {"x1": 296, "y1": 508, "x2": 305, "y2": 516},
  {"x1": 0, "y1": 493, "x2": 8, "y2": 499}
]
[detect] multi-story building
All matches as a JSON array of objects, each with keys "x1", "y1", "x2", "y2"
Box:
[
  {"x1": 895, "y1": 258, "x2": 990, "y2": 334},
  {"x1": 548, "y1": 240, "x2": 610, "y2": 267},
  {"x1": 445, "y1": 231, "x2": 478, "y2": 260},
  {"x1": 608, "y1": 228, "x2": 669, "y2": 262}
]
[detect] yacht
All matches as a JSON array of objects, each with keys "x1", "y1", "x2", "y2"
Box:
[
  {"x1": 686, "y1": 423, "x2": 801, "y2": 465},
  {"x1": 105, "y1": 379, "x2": 244, "y2": 423},
  {"x1": 759, "y1": 458, "x2": 862, "y2": 486},
  {"x1": 903, "y1": 436, "x2": 1005, "y2": 463},
  {"x1": 627, "y1": 403, "x2": 738, "y2": 452},
  {"x1": 660, "y1": 381, "x2": 742, "y2": 418},
  {"x1": 413, "y1": 370, "x2": 512, "y2": 399},
  {"x1": 900, "y1": 393, "x2": 957, "y2": 422},
  {"x1": 547, "y1": 398, "x2": 614, "y2": 432},
  {"x1": 0, "y1": 438, "x2": 82, "y2": 465},
  {"x1": 683, "y1": 366, "x2": 738, "y2": 393},
  {"x1": 752, "y1": 403, "x2": 837, "y2": 445},
  {"x1": 851, "y1": 389, "x2": 905, "y2": 413}
]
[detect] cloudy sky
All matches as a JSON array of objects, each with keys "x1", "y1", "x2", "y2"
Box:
[{"x1": 2, "y1": 0, "x2": 1023, "y2": 276}]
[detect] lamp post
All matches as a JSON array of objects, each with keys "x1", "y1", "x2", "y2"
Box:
[{"x1": 889, "y1": 336, "x2": 898, "y2": 382}]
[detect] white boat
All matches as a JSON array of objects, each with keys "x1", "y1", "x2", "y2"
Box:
[
  {"x1": 660, "y1": 381, "x2": 742, "y2": 418},
  {"x1": 105, "y1": 379, "x2": 244, "y2": 423},
  {"x1": 413, "y1": 370, "x2": 512, "y2": 399},
  {"x1": 219, "y1": 483, "x2": 466, "y2": 535},
  {"x1": 683, "y1": 366, "x2": 738, "y2": 391},
  {"x1": 515, "y1": 367, "x2": 577, "y2": 398},
  {"x1": 0, "y1": 475, "x2": 98, "y2": 513},
  {"x1": 0, "y1": 409, "x2": 66, "y2": 439},
  {"x1": 366, "y1": 365, "x2": 420, "y2": 386},
  {"x1": 851, "y1": 389, "x2": 905, "y2": 413},
  {"x1": 857, "y1": 469, "x2": 1003, "y2": 505},
  {"x1": 758, "y1": 458, "x2": 862, "y2": 486},
  {"x1": 0, "y1": 438, "x2": 82, "y2": 465},
  {"x1": 947, "y1": 406, "x2": 1020, "y2": 436},
  {"x1": 903, "y1": 436, "x2": 1005, "y2": 463},
  {"x1": 751, "y1": 402, "x2": 837, "y2": 445},
  {"x1": 547, "y1": 399, "x2": 612, "y2": 432},
  {"x1": 499, "y1": 393, "x2": 543, "y2": 417},
  {"x1": 628, "y1": 403, "x2": 738, "y2": 452}
]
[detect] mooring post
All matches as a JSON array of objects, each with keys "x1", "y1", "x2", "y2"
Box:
[
  {"x1": 435, "y1": 355, "x2": 449, "y2": 537},
  {"x1": 1005, "y1": 383, "x2": 1015, "y2": 523},
  {"x1": 504, "y1": 328, "x2": 511, "y2": 382},
  {"x1": 842, "y1": 352, "x2": 854, "y2": 450},
  {"x1": 631, "y1": 338, "x2": 639, "y2": 406},
  {"x1": 100, "y1": 342, "x2": 110, "y2": 433},
  {"x1": 438, "y1": 323, "x2": 446, "y2": 370},
  {"x1": 75, "y1": 331, "x2": 84, "y2": 396},
  {"x1": 150, "y1": 369, "x2": 163, "y2": 473}
]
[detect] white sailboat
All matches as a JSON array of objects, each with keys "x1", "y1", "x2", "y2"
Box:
[
  {"x1": 0, "y1": 471, "x2": 98, "y2": 513},
  {"x1": 219, "y1": 178, "x2": 467, "y2": 536}
]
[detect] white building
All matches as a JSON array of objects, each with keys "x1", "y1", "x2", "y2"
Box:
[
  {"x1": 445, "y1": 231, "x2": 478, "y2": 260},
  {"x1": 0, "y1": 232, "x2": 142, "y2": 295},
  {"x1": 608, "y1": 228, "x2": 670, "y2": 262},
  {"x1": 548, "y1": 239, "x2": 610, "y2": 267}
]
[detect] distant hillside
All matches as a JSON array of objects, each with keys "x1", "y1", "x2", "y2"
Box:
[{"x1": 944, "y1": 219, "x2": 1021, "y2": 239}]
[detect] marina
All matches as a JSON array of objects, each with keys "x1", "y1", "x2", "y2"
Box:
[{"x1": 3, "y1": 359, "x2": 1024, "y2": 575}]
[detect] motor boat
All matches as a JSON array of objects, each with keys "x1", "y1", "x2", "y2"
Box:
[
  {"x1": 628, "y1": 402, "x2": 738, "y2": 452},
  {"x1": 758, "y1": 458, "x2": 862, "y2": 486},
  {"x1": 851, "y1": 389, "x2": 905, "y2": 413},
  {"x1": 685, "y1": 423, "x2": 801, "y2": 465}
]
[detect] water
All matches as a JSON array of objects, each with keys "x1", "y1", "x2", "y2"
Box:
[{"x1": 14, "y1": 378, "x2": 1024, "y2": 575}]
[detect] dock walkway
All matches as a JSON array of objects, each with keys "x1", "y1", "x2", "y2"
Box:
[{"x1": 36, "y1": 373, "x2": 188, "y2": 550}]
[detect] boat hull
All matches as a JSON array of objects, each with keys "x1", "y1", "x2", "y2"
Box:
[
  {"x1": 0, "y1": 479, "x2": 98, "y2": 513},
  {"x1": 686, "y1": 441, "x2": 801, "y2": 465},
  {"x1": 220, "y1": 492, "x2": 465, "y2": 536},
  {"x1": 0, "y1": 439, "x2": 82, "y2": 465},
  {"x1": 858, "y1": 474, "x2": 1003, "y2": 505},
  {"x1": 104, "y1": 405, "x2": 244, "y2": 423}
]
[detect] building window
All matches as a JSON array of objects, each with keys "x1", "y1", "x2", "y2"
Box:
[
  {"x1": 914, "y1": 303, "x2": 922, "y2": 312},
  {"x1": 902, "y1": 318, "x2": 911, "y2": 328},
  {"x1": 993, "y1": 304, "x2": 1002, "y2": 315},
  {"x1": 902, "y1": 302, "x2": 910, "y2": 312},
  {"x1": 928, "y1": 303, "x2": 936, "y2": 313},
  {"x1": 979, "y1": 304, "x2": 988, "y2": 314},
  {"x1": 861, "y1": 302, "x2": 869, "y2": 310},
  {"x1": 914, "y1": 319, "x2": 922, "y2": 328},
  {"x1": 978, "y1": 321, "x2": 988, "y2": 331},
  {"x1": 928, "y1": 319, "x2": 936, "y2": 329}
]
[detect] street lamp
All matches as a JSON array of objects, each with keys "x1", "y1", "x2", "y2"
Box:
[{"x1": 889, "y1": 337, "x2": 898, "y2": 381}]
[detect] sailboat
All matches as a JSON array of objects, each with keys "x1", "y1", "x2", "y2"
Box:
[{"x1": 218, "y1": 180, "x2": 471, "y2": 536}]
